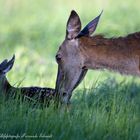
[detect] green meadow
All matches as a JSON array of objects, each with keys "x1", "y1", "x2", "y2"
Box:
[{"x1": 0, "y1": 0, "x2": 140, "y2": 139}]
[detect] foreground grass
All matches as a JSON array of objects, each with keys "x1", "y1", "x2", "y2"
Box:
[
  {"x1": 0, "y1": 0, "x2": 140, "y2": 88},
  {"x1": 0, "y1": 78, "x2": 139, "y2": 140}
]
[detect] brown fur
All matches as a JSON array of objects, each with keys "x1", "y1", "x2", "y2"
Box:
[{"x1": 79, "y1": 32, "x2": 140, "y2": 75}]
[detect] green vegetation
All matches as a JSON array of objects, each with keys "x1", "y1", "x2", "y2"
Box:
[{"x1": 0, "y1": 0, "x2": 140, "y2": 139}]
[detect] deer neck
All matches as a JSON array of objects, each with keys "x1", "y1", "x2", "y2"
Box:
[
  {"x1": 0, "y1": 76, "x2": 13, "y2": 94},
  {"x1": 79, "y1": 33, "x2": 140, "y2": 75}
]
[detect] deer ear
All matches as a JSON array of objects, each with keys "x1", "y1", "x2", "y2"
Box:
[
  {"x1": 0, "y1": 59, "x2": 7, "y2": 74},
  {"x1": 3, "y1": 55, "x2": 15, "y2": 74},
  {"x1": 78, "y1": 11, "x2": 103, "y2": 37},
  {"x1": 66, "y1": 10, "x2": 81, "y2": 39},
  {"x1": 0, "y1": 59, "x2": 8, "y2": 67}
]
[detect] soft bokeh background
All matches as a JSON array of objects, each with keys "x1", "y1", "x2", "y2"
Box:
[
  {"x1": 0, "y1": 0, "x2": 140, "y2": 89},
  {"x1": 0, "y1": 1, "x2": 140, "y2": 139}
]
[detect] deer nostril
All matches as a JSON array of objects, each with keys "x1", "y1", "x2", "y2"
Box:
[
  {"x1": 56, "y1": 54, "x2": 61, "y2": 62},
  {"x1": 82, "y1": 66, "x2": 87, "y2": 70}
]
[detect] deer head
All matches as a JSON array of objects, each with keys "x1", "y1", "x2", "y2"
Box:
[
  {"x1": 0, "y1": 55, "x2": 15, "y2": 87},
  {"x1": 55, "y1": 10, "x2": 102, "y2": 104}
]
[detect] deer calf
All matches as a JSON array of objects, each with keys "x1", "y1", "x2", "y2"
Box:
[{"x1": 0, "y1": 55, "x2": 55, "y2": 103}]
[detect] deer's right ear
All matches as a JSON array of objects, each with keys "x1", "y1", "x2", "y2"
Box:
[
  {"x1": 77, "y1": 11, "x2": 103, "y2": 37},
  {"x1": 66, "y1": 10, "x2": 81, "y2": 40},
  {"x1": 0, "y1": 59, "x2": 8, "y2": 68},
  {"x1": 3, "y1": 55, "x2": 15, "y2": 74}
]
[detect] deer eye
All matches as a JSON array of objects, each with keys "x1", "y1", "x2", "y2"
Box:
[{"x1": 56, "y1": 54, "x2": 62, "y2": 63}]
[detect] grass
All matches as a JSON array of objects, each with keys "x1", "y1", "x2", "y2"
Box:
[
  {"x1": 0, "y1": 78, "x2": 140, "y2": 140},
  {"x1": 0, "y1": 0, "x2": 140, "y2": 139}
]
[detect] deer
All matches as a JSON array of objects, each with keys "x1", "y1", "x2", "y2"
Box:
[
  {"x1": 55, "y1": 10, "x2": 140, "y2": 104},
  {"x1": 0, "y1": 55, "x2": 55, "y2": 104}
]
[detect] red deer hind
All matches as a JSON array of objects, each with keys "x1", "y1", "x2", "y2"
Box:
[{"x1": 55, "y1": 10, "x2": 140, "y2": 104}]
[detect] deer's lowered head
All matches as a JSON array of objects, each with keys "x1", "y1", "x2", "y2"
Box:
[
  {"x1": 55, "y1": 10, "x2": 103, "y2": 104},
  {"x1": 0, "y1": 55, "x2": 15, "y2": 94}
]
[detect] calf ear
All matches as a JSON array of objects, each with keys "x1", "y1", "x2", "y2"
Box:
[
  {"x1": 66, "y1": 10, "x2": 81, "y2": 39},
  {"x1": 78, "y1": 11, "x2": 103, "y2": 37},
  {"x1": 0, "y1": 59, "x2": 7, "y2": 74},
  {"x1": 3, "y1": 55, "x2": 15, "y2": 74},
  {"x1": 0, "y1": 59, "x2": 8, "y2": 68}
]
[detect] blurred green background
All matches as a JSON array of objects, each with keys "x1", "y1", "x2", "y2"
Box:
[
  {"x1": 0, "y1": 1, "x2": 140, "y2": 139},
  {"x1": 0, "y1": 0, "x2": 140, "y2": 89}
]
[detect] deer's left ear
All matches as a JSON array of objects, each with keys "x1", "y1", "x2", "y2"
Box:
[
  {"x1": 66, "y1": 10, "x2": 81, "y2": 39},
  {"x1": 77, "y1": 11, "x2": 103, "y2": 37}
]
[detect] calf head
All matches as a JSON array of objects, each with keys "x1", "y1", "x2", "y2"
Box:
[{"x1": 0, "y1": 55, "x2": 15, "y2": 83}]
